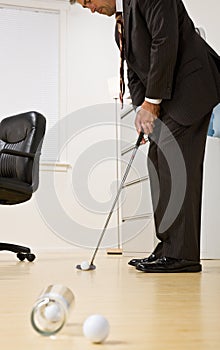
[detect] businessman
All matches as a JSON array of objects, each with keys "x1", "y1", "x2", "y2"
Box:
[{"x1": 70, "y1": 0, "x2": 220, "y2": 272}]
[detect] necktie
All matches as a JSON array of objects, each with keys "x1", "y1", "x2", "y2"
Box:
[{"x1": 116, "y1": 12, "x2": 125, "y2": 108}]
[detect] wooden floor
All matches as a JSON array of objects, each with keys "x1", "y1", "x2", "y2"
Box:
[{"x1": 0, "y1": 251, "x2": 220, "y2": 349}]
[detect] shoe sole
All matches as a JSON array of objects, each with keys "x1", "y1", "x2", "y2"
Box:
[{"x1": 136, "y1": 265, "x2": 202, "y2": 273}]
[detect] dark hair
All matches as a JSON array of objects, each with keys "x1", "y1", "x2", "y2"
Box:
[{"x1": 69, "y1": 0, "x2": 77, "y2": 4}]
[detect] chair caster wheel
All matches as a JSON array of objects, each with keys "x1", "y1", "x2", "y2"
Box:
[
  {"x1": 26, "y1": 253, "x2": 36, "y2": 262},
  {"x1": 17, "y1": 252, "x2": 36, "y2": 262},
  {"x1": 17, "y1": 252, "x2": 26, "y2": 261}
]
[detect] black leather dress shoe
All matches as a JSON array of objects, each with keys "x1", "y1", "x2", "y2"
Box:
[
  {"x1": 136, "y1": 256, "x2": 202, "y2": 273},
  {"x1": 128, "y1": 253, "x2": 158, "y2": 267}
]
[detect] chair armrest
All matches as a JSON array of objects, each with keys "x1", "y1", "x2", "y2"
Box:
[{"x1": 0, "y1": 149, "x2": 36, "y2": 158}]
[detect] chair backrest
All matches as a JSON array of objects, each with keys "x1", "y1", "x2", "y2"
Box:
[{"x1": 0, "y1": 111, "x2": 46, "y2": 195}]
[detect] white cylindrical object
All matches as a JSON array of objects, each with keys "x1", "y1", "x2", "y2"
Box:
[{"x1": 31, "y1": 285, "x2": 75, "y2": 336}]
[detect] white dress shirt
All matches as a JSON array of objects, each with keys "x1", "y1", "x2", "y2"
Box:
[
  {"x1": 116, "y1": 0, "x2": 162, "y2": 105},
  {"x1": 116, "y1": 0, "x2": 123, "y2": 12}
]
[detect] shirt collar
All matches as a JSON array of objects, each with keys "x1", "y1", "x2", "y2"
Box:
[{"x1": 116, "y1": 0, "x2": 123, "y2": 12}]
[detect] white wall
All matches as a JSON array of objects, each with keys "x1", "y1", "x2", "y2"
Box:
[
  {"x1": 184, "y1": 0, "x2": 220, "y2": 53},
  {"x1": 201, "y1": 137, "x2": 220, "y2": 258},
  {"x1": 57, "y1": 3, "x2": 121, "y2": 252},
  {"x1": 67, "y1": 3, "x2": 119, "y2": 111}
]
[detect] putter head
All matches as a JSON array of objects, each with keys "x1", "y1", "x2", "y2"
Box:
[{"x1": 76, "y1": 264, "x2": 96, "y2": 271}]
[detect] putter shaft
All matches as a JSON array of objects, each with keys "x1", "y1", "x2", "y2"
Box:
[{"x1": 90, "y1": 132, "x2": 145, "y2": 266}]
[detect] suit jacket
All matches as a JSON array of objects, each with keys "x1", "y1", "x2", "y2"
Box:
[{"x1": 122, "y1": 0, "x2": 220, "y2": 125}]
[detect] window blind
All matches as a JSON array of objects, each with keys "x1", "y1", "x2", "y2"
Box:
[{"x1": 0, "y1": 6, "x2": 59, "y2": 161}]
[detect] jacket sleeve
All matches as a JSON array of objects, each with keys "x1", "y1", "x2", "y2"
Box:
[
  {"x1": 138, "y1": 0, "x2": 179, "y2": 99},
  {"x1": 127, "y1": 68, "x2": 146, "y2": 107}
]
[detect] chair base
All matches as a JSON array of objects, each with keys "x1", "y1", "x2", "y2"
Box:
[{"x1": 0, "y1": 242, "x2": 36, "y2": 261}]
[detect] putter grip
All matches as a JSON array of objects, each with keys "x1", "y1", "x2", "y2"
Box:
[{"x1": 136, "y1": 131, "x2": 144, "y2": 147}]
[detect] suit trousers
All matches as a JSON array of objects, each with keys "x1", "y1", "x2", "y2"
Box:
[{"x1": 148, "y1": 108, "x2": 212, "y2": 261}]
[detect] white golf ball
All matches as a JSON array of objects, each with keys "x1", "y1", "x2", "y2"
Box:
[
  {"x1": 83, "y1": 314, "x2": 110, "y2": 343},
  {"x1": 44, "y1": 303, "x2": 62, "y2": 322},
  {"x1": 80, "y1": 261, "x2": 90, "y2": 270}
]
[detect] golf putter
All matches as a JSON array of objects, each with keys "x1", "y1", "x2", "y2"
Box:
[{"x1": 76, "y1": 131, "x2": 145, "y2": 270}]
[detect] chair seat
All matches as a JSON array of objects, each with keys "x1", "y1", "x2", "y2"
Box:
[{"x1": 0, "y1": 177, "x2": 32, "y2": 204}]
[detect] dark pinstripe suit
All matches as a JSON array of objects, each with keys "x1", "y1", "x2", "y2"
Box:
[{"x1": 122, "y1": 0, "x2": 220, "y2": 260}]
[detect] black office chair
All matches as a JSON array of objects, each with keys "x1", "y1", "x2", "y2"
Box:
[{"x1": 0, "y1": 111, "x2": 46, "y2": 261}]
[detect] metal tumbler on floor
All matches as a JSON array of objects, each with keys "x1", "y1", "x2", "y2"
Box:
[{"x1": 31, "y1": 284, "x2": 75, "y2": 336}]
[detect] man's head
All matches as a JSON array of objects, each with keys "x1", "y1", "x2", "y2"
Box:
[{"x1": 70, "y1": 0, "x2": 116, "y2": 17}]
